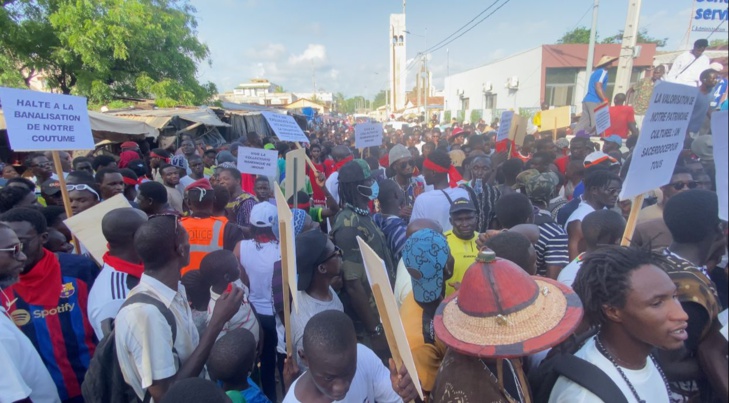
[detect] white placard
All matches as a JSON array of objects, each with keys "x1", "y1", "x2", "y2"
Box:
[
  {"x1": 237, "y1": 147, "x2": 278, "y2": 177},
  {"x1": 620, "y1": 82, "x2": 699, "y2": 200},
  {"x1": 594, "y1": 103, "x2": 611, "y2": 135},
  {"x1": 0, "y1": 87, "x2": 94, "y2": 151},
  {"x1": 261, "y1": 111, "x2": 309, "y2": 143},
  {"x1": 354, "y1": 122, "x2": 383, "y2": 149},
  {"x1": 495, "y1": 110, "x2": 514, "y2": 142},
  {"x1": 711, "y1": 110, "x2": 728, "y2": 221}
]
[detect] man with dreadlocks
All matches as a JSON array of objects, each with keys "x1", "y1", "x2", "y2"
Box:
[{"x1": 331, "y1": 159, "x2": 395, "y2": 358}]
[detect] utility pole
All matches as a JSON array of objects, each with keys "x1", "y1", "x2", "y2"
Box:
[
  {"x1": 585, "y1": 0, "x2": 600, "y2": 94},
  {"x1": 614, "y1": 0, "x2": 643, "y2": 96}
]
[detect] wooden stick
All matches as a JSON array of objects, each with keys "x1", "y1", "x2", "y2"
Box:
[
  {"x1": 51, "y1": 151, "x2": 80, "y2": 253},
  {"x1": 279, "y1": 220, "x2": 294, "y2": 355},
  {"x1": 552, "y1": 117, "x2": 557, "y2": 142},
  {"x1": 621, "y1": 194, "x2": 644, "y2": 246},
  {"x1": 295, "y1": 142, "x2": 319, "y2": 174}
]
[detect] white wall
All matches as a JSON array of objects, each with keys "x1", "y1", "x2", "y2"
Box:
[{"x1": 444, "y1": 47, "x2": 543, "y2": 120}]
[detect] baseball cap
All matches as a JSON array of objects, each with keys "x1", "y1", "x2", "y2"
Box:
[
  {"x1": 513, "y1": 169, "x2": 540, "y2": 190},
  {"x1": 526, "y1": 172, "x2": 559, "y2": 204},
  {"x1": 295, "y1": 230, "x2": 329, "y2": 291},
  {"x1": 388, "y1": 144, "x2": 411, "y2": 164},
  {"x1": 449, "y1": 197, "x2": 477, "y2": 215},
  {"x1": 601, "y1": 135, "x2": 622, "y2": 146},
  {"x1": 249, "y1": 202, "x2": 277, "y2": 227},
  {"x1": 584, "y1": 151, "x2": 618, "y2": 168},
  {"x1": 403, "y1": 229, "x2": 451, "y2": 303},
  {"x1": 338, "y1": 159, "x2": 372, "y2": 183},
  {"x1": 41, "y1": 179, "x2": 61, "y2": 196},
  {"x1": 185, "y1": 178, "x2": 213, "y2": 192}
]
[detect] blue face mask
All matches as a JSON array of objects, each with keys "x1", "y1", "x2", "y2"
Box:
[{"x1": 358, "y1": 181, "x2": 379, "y2": 200}]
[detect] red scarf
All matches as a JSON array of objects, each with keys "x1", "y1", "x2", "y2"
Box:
[
  {"x1": 6, "y1": 249, "x2": 62, "y2": 307},
  {"x1": 103, "y1": 252, "x2": 144, "y2": 278},
  {"x1": 423, "y1": 158, "x2": 463, "y2": 188},
  {"x1": 333, "y1": 155, "x2": 354, "y2": 172}
]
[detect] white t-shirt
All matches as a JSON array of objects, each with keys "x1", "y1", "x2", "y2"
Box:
[
  {"x1": 291, "y1": 289, "x2": 344, "y2": 368},
  {"x1": 549, "y1": 336, "x2": 669, "y2": 403},
  {"x1": 87, "y1": 262, "x2": 135, "y2": 340},
  {"x1": 665, "y1": 52, "x2": 711, "y2": 87},
  {"x1": 326, "y1": 171, "x2": 340, "y2": 205},
  {"x1": 115, "y1": 274, "x2": 201, "y2": 401},
  {"x1": 410, "y1": 187, "x2": 470, "y2": 232},
  {"x1": 283, "y1": 344, "x2": 401, "y2": 403},
  {"x1": 557, "y1": 254, "x2": 584, "y2": 288},
  {"x1": 564, "y1": 201, "x2": 596, "y2": 230},
  {"x1": 207, "y1": 280, "x2": 259, "y2": 343},
  {"x1": 239, "y1": 240, "x2": 281, "y2": 315},
  {"x1": 0, "y1": 308, "x2": 60, "y2": 403}
]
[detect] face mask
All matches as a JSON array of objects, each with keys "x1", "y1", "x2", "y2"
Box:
[{"x1": 358, "y1": 181, "x2": 379, "y2": 200}]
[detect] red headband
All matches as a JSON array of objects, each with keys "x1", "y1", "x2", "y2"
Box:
[
  {"x1": 423, "y1": 158, "x2": 463, "y2": 188},
  {"x1": 123, "y1": 176, "x2": 142, "y2": 186},
  {"x1": 150, "y1": 152, "x2": 170, "y2": 163}
]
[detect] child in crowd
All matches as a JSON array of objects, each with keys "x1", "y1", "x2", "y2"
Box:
[
  {"x1": 200, "y1": 250, "x2": 260, "y2": 342},
  {"x1": 207, "y1": 328, "x2": 271, "y2": 403}
]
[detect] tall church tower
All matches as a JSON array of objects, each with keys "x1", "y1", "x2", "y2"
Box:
[{"x1": 389, "y1": 8, "x2": 406, "y2": 113}]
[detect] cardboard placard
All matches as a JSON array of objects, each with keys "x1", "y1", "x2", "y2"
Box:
[
  {"x1": 354, "y1": 122, "x2": 384, "y2": 149},
  {"x1": 284, "y1": 148, "x2": 307, "y2": 199},
  {"x1": 261, "y1": 111, "x2": 309, "y2": 143},
  {"x1": 594, "y1": 103, "x2": 611, "y2": 135},
  {"x1": 63, "y1": 194, "x2": 132, "y2": 265},
  {"x1": 511, "y1": 114, "x2": 529, "y2": 146},
  {"x1": 540, "y1": 106, "x2": 571, "y2": 131},
  {"x1": 619, "y1": 82, "x2": 699, "y2": 200},
  {"x1": 495, "y1": 110, "x2": 514, "y2": 143},
  {"x1": 0, "y1": 87, "x2": 94, "y2": 151},
  {"x1": 357, "y1": 236, "x2": 424, "y2": 401},
  {"x1": 711, "y1": 110, "x2": 728, "y2": 221},
  {"x1": 274, "y1": 183, "x2": 297, "y2": 355},
  {"x1": 237, "y1": 147, "x2": 278, "y2": 177}
]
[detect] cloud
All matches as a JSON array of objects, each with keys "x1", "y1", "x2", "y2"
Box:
[
  {"x1": 245, "y1": 43, "x2": 287, "y2": 61},
  {"x1": 329, "y1": 69, "x2": 340, "y2": 80},
  {"x1": 289, "y1": 44, "x2": 328, "y2": 65}
]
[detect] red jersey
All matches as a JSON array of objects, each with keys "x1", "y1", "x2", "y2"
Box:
[{"x1": 605, "y1": 105, "x2": 635, "y2": 138}]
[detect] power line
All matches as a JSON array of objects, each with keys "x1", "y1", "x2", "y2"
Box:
[
  {"x1": 428, "y1": 0, "x2": 512, "y2": 54},
  {"x1": 422, "y1": 0, "x2": 503, "y2": 54}
]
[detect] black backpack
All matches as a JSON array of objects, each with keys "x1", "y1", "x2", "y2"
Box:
[
  {"x1": 528, "y1": 328, "x2": 629, "y2": 403},
  {"x1": 81, "y1": 293, "x2": 177, "y2": 403}
]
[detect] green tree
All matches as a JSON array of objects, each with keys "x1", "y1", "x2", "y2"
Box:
[
  {"x1": 274, "y1": 85, "x2": 285, "y2": 93},
  {"x1": 601, "y1": 29, "x2": 667, "y2": 47},
  {"x1": 710, "y1": 39, "x2": 728, "y2": 48},
  {"x1": 372, "y1": 90, "x2": 387, "y2": 109},
  {"x1": 333, "y1": 92, "x2": 346, "y2": 113},
  {"x1": 443, "y1": 110, "x2": 452, "y2": 123},
  {"x1": 557, "y1": 27, "x2": 593, "y2": 44},
  {"x1": 470, "y1": 109, "x2": 482, "y2": 124},
  {"x1": 0, "y1": 0, "x2": 216, "y2": 106}
]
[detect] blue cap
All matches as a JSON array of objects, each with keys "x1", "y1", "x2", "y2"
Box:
[
  {"x1": 601, "y1": 134, "x2": 622, "y2": 146},
  {"x1": 403, "y1": 229, "x2": 450, "y2": 303}
]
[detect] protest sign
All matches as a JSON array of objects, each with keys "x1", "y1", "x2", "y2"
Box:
[
  {"x1": 358, "y1": 236, "x2": 424, "y2": 401},
  {"x1": 261, "y1": 111, "x2": 309, "y2": 143},
  {"x1": 540, "y1": 106, "x2": 571, "y2": 131},
  {"x1": 63, "y1": 194, "x2": 132, "y2": 265},
  {"x1": 237, "y1": 147, "x2": 278, "y2": 177},
  {"x1": 711, "y1": 110, "x2": 727, "y2": 221},
  {"x1": 354, "y1": 122, "x2": 383, "y2": 149},
  {"x1": 620, "y1": 82, "x2": 698, "y2": 200},
  {"x1": 594, "y1": 103, "x2": 611, "y2": 135},
  {"x1": 619, "y1": 82, "x2": 698, "y2": 245},
  {"x1": 511, "y1": 114, "x2": 529, "y2": 146},
  {"x1": 284, "y1": 148, "x2": 307, "y2": 200},
  {"x1": 0, "y1": 87, "x2": 94, "y2": 151},
  {"x1": 274, "y1": 184, "x2": 297, "y2": 354},
  {"x1": 495, "y1": 110, "x2": 514, "y2": 143}
]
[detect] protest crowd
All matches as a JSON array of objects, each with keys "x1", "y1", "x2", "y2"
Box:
[{"x1": 1, "y1": 39, "x2": 728, "y2": 403}]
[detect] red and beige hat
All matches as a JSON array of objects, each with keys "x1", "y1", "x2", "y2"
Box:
[{"x1": 434, "y1": 250, "x2": 583, "y2": 358}]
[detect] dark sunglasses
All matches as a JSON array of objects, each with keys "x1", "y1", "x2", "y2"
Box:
[
  {"x1": 319, "y1": 245, "x2": 342, "y2": 265},
  {"x1": 670, "y1": 181, "x2": 697, "y2": 190},
  {"x1": 397, "y1": 160, "x2": 414, "y2": 169},
  {"x1": 149, "y1": 212, "x2": 181, "y2": 236},
  {"x1": 0, "y1": 243, "x2": 23, "y2": 259}
]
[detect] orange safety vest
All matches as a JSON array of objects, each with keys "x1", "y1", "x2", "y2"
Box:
[{"x1": 180, "y1": 216, "x2": 227, "y2": 276}]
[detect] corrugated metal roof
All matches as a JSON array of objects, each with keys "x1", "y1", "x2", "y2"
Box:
[{"x1": 110, "y1": 107, "x2": 230, "y2": 128}]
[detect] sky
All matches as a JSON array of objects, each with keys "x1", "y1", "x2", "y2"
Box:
[{"x1": 190, "y1": 0, "x2": 714, "y2": 100}]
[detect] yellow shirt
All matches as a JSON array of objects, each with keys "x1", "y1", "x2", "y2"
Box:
[
  {"x1": 444, "y1": 230, "x2": 479, "y2": 296},
  {"x1": 399, "y1": 293, "x2": 446, "y2": 393}
]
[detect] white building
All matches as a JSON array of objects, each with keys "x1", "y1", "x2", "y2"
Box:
[
  {"x1": 443, "y1": 43, "x2": 657, "y2": 124},
  {"x1": 220, "y1": 79, "x2": 294, "y2": 106},
  {"x1": 293, "y1": 92, "x2": 333, "y2": 104}
]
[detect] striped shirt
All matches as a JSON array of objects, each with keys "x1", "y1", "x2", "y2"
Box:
[
  {"x1": 373, "y1": 213, "x2": 407, "y2": 263},
  {"x1": 87, "y1": 263, "x2": 138, "y2": 340},
  {"x1": 535, "y1": 211, "x2": 570, "y2": 277}
]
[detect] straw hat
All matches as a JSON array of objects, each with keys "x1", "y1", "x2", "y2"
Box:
[
  {"x1": 595, "y1": 55, "x2": 618, "y2": 68},
  {"x1": 434, "y1": 250, "x2": 583, "y2": 358}
]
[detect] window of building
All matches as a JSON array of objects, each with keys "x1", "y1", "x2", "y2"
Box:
[
  {"x1": 483, "y1": 93, "x2": 497, "y2": 109},
  {"x1": 604, "y1": 68, "x2": 643, "y2": 102},
  {"x1": 545, "y1": 68, "x2": 578, "y2": 107},
  {"x1": 461, "y1": 97, "x2": 470, "y2": 111}
]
